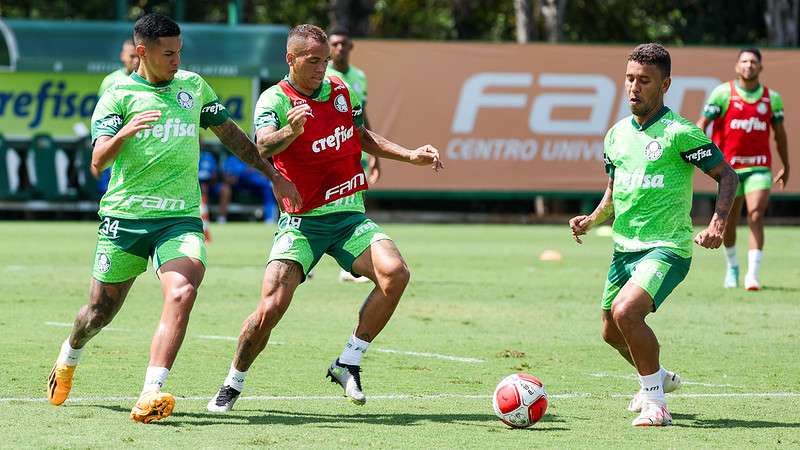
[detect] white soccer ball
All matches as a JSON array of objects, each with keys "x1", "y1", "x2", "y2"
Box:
[{"x1": 492, "y1": 373, "x2": 548, "y2": 428}]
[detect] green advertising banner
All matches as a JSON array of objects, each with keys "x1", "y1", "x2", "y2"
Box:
[{"x1": 0, "y1": 72, "x2": 254, "y2": 140}]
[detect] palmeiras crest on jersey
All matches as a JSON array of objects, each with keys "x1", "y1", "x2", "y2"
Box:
[
  {"x1": 334, "y1": 94, "x2": 349, "y2": 113},
  {"x1": 176, "y1": 90, "x2": 194, "y2": 109},
  {"x1": 757, "y1": 102, "x2": 768, "y2": 115},
  {"x1": 97, "y1": 253, "x2": 111, "y2": 273},
  {"x1": 644, "y1": 140, "x2": 663, "y2": 161}
]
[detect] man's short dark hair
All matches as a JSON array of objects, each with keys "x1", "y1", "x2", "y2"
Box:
[
  {"x1": 288, "y1": 24, "x2": 328, "y2": 46},
  {"x1": 739, "y1": 47, "x2": 762, "y2": 62},
  {"x1": 628, "y1": 43, "x2": 671, "y2": 79},
  {"x1": 134, "y1": 13, "x2": 181, "y2": 47},
  {"x1": 328, "y1": 26, "x2": 351, "y2": 39}
]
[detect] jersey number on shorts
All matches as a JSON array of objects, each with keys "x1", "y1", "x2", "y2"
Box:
[{"x1": 101, "y1": 217, "x2": 120, "y2": 238}]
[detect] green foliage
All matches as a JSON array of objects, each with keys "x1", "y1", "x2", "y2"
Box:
[{"x1": 2, "y1": 222, "x2": 800, "y2": 447}]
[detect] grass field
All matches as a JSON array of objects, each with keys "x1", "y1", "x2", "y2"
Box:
[{"x1": 1, "y1": 221, "x2": 799, "y2": 448}]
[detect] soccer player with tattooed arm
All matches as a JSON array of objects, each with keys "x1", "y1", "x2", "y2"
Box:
[
  {"x1": 569, "y1": 43, "x2": 738, "y2": 427},
  {"x1": 206, "y1": 24, "x2": 443, "y2": 412},
  {"x1": 46, "y1": 13, "x2": 299, "y2": 423}
]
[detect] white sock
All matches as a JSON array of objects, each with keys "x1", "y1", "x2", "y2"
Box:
[
  {"x1": 141, "y1": 366, "x2": 169, "y2": 394},
  {"x1": 747, "y1": 249, "x2": 763, "y2": 279},
  {"x1": 57, "y1": 339, "x2": 84, "y2": 366},
  {"x1": 338, "y1": 334, "x2": 370, "y2": 366},
  {"x1": 724, "y1": 246, "x2": 738, "y2": 268},
  {"x1": 638, "y1": 370, "x2": 665, "y2": 404},
  {"x1": 658, "y1": 365, "x2": 668, "y2": 381},
  {"x1": 224, "y1": 364, "x2": 248, "y2": 392}
]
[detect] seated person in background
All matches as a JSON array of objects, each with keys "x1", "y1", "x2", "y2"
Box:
[
  {"x1": 217, "y1": 153, "x2": 279, "y2": 224},
  {"x1": 198, "y1": 149, "x2": 219, "y2": 198}
]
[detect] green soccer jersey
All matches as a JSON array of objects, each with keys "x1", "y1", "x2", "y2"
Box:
[
  {"x1": 97, "y1": 68, "x2": 131, "y2": 96},
  {"x1": 253, "y1": 76, "x2": 365, "y2": 217},
  {"x1": 91, "y1": 70, "x2": 230, "y2": 219},
  {"x1": 603, "y1": 107, "x2": 724, "y2": 258},
  {"x1": 702, "y1": 81, "x2": 785, "y2": 123}
]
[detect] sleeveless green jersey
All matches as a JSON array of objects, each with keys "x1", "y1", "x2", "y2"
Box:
[
  {"x1": 91, "y1": 70, "x2": 230, "y2": 219},
  {"x1": 253, "y1": 76, "x2": 365, "y2": 217},
  {"x1": 603, "y1": 107, "x2": 724, "y2": 258},
  {"x1": 97, "y1": 68, "x2": 130, "y2": 96},
  {"x1": 702, "y1": 81, "x2": 784, "y2": 123}
]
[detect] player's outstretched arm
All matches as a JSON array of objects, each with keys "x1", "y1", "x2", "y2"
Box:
[
  {"x1": 772, "y1": 121, "x2": 790, "y2": 189},
  {"x1": 210, "y1": 118, "x2": 302, "y2": 212},
  {"x1": 569, "y1": 178, "x2": 614, "y2": 244},
  {"x1": 359, "y1": 127, "x2": 443, "y2": 172},
  {"x1": 694, "y1": 161, "x2": 738, "y2": 249},
  {"x1": 255, "y1": 104, "x2": 310, "y2": 159},
  {"x1": 91, "y1": 110, "x2": 162, "y2": 177}
]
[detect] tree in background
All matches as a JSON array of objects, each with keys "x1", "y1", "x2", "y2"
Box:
[{"x1": 766, "y1": 0, "x2": 799, "y2": 46}]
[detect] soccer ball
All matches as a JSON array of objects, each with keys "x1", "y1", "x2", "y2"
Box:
[{"x1": 492, "y1": 373, "x2": 548, "y2": 428}]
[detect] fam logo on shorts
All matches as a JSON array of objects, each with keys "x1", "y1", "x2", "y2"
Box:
[
  {"x1": 176, "y1": 90, "x2": 194, "y2": 109},
  {"x1": 757, "y1": 102, "x2": 768, "y2": 115},
  {"x1": 644, "y1": 140, "x2": 663, "y2": 161},
  {"x1": 334, "y1": 94, "x2": 349, "y2": 113},
  {"x1": 97, "y1": 253, "x2": 111, "y2": 273}
]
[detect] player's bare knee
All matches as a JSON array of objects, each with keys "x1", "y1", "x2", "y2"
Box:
[
  {"x1": 167, "y1": 283, "x2": 197, "y2": 305},
  {"x1": 379, "y1": 260, "x2": 410, "y2": 296},
  {"x1": 748, "y1": 209, "x2": 763, "y2": 225},
  {"x1": 610, "y1": 301, "x2": 641, "y2": 331}
]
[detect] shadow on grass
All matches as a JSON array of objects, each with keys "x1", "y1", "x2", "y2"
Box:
[
  {"x1": 672, "y1": 413, "x2": 800, "y2": 429},
  {"x1": 761, "y1": 285, "x2": 800, "y2": 293},
  {"x1": 94, "y1": 405, "x2": 569, "y2": 430}
]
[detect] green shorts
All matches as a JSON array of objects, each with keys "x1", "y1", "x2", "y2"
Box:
[
  {"x1": 268, "y1": 212, "x2": 390, "y2": 279},
  {"x1": 92, "y1": 216, "x2": 207, "y2": 283},
  {"x1": 601, "y1": 248, "x2": 691, "y2": 312},
  {"x1": 735, "y1": 168, "x2": 772, "y2": 197}
]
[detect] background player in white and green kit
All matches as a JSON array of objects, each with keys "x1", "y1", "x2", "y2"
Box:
[
  {"x1": 46, "y1": 13, "x2": 300, "y2": 424},
  {"x1": 570, "y1": 43, "x2": 738, "y2": 427},
  {"x1": 326, "y1": 27, "x2": 381, "y2": 283},
  {"x1": 697, "y1": 48, "x2": 790, "y2": 290},
  {"x1": 206, "y1": 25, "x2": 443, "y2": 413},
  {"x1": 97, "y1": 39, "x2": 139, "y2": 96}
]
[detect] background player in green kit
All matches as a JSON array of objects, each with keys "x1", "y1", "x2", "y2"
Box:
[
  {"x1": 206, "y1": 24, "x2": 442, "y2": 413},
  {"x1": 98, "y1": 39, "x2": 139, "y2": 96},
  {"x1": 569, "y1": 43, "x2": 738, "y2": 427},
  {"x1": 326, "y1": 27, "x2": 380, "y2": 283},
  {"x1": 697, "y1": 48, "x2": 790, "y2": 290},
  {"x1": 46, "y1": 13, "x2": 300, "y2": 424}
]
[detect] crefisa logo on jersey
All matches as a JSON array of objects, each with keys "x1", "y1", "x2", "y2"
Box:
[
  {"x1": 757, "y1": 102, "x2": 768, "y2": 115},
  {"x1": 334, "y1": 94, "x2": 349, "y2": 113},
  {"x1": 97, "y1": 253, "x2": 111, "y2": 273},
  {"x1": 644, "y1": 140, "x2": 662, "y2": 161},
  {"x1": 176, "y1": 90, "x2": 194, "y2": 109}
]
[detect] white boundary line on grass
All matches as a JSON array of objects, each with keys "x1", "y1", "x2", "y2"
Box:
[
  {"x1": 589, "y1": 372, "x2": 740, "y2": 388},
  {"x1": 2, "y1": 391, "x2": 798, "y2": 404},
  {"x1": 43, "y1": 322, "x2": 481, "y2": 363}
]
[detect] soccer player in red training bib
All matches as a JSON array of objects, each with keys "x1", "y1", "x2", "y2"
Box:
[
  {"x1": 697, "y1": 48, "x2": 790, "y2": 290},
  {"x1": 206, "y1": 24, "x2": 443, "y2": 412}
]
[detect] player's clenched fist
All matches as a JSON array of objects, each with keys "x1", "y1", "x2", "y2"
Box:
[
  {"x1": 410, "y1": 145, "x2": 444, "y2": 172},
  {"x1": 287, "y1": 104, "x2": 311, "y2": 135},
  {"x1": 118, "y1": 110, "x2": 162, "y2": 139},
  {"x1": 693, "y1": 227, "x2": 724, "y2": 249},
  {"x1": 568, "y1": 215, "x2": 592, "y2": 244}
]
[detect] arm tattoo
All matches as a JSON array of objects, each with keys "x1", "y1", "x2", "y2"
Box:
[
  {"x1": 256, "y1": 126, "x2": 298, "y2": 158},
  {"x1": 710, "y1": 164, "x2": 738, "y2": 220},
  {"x1": 210, "y1": 119, "x2": 274, "y2": 175}
]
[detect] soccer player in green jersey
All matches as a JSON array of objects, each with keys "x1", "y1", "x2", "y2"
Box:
[
  {"x1": 206, "y1": 24, "x2": 442, "y2": 412},
  {"x1": 569, "y1": 43, "x2": 738, "y2": 426},
  {"x1": 326, "y1": 27, "x2": 380, "y2": 283},
  {"x1": 97, "y1": 39, "x2": 139, "y2": 96},
  {"x1": 697, "y1": 48, "x2": 790, "y2": 290},
  {"x1": 46, "y1": 13, "x2": 299, "y2": 424}
]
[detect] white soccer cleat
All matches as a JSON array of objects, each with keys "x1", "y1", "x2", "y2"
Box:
[
  {"x1": 724, "y1": 266, "x2": 739, "y2": 289},
  {"x1": 326, "y1": 359, "x2": 366, "y2": 405},
  {"x1": 207, "y1": 385, "x2": 241, "y2": 413},
  {"x1": 628, "y1": 371, "x2": 681, "y2": 412},
  {"x1": 632, "y1": 402, "x2": 672, "y2": 427},
  {"x1": 339, "y1": 269, "x2": 371, "y2": 283},
  {"x1": 744, "y1": 274, "x2": 761, "y2": 291}
]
